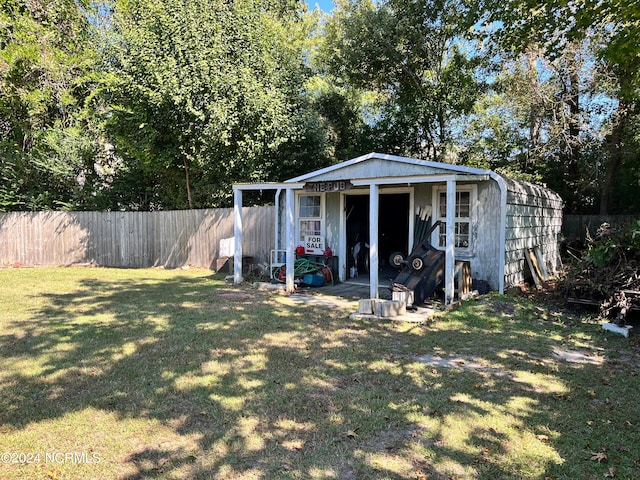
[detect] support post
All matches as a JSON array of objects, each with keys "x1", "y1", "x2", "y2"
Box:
[
  {"x1": 233, "y1": 188, "x2": 243, "y2": 284},
  {"x1": 445, "y1": 179, "x2": 456, "y2": 306},
  {"x1": 369, "y1": 184, "x2": 379, "y2": 299},
  {"x1": 408, "y1": 190, "x2": 415, "y2": 253},
  {"x1": 339, "y1": 193, "x2": 347, "y2": 282},
  {"x1": 285, "y1": 188, "x2": 295, "y2": 293}
]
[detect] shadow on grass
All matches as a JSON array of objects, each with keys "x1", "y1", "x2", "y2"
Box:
[{"x1": 1, "y1": 270, "x2": 639, "y2": 479}]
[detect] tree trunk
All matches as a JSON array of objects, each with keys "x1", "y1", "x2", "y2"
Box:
[
  {"x1": 600, "y1": 102, "x2": 627, "y2": 214},
  {"x1": 566, "y1": 61, "x2": 581, "y2": 213},
  {"x1": 526, "y1": 50, "x2": 542, "y2": 165},
  {"x1": 184, "y1": 157, "x2": 193, "y2": 209}
]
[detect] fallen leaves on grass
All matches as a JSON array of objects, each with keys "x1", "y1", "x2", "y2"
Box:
[{"x1": 590, "y1": 451, "x2": 609, "y2": 463}]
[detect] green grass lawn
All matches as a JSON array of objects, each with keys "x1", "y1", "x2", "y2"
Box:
[{"x1": 0, "y1": 267, "x2": 638, "y2": 480}]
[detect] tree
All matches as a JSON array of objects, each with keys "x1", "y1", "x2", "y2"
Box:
[
  {"x1": 486, "y1": 0, "x2": 640, "y2": 214},
  {"x1": 321, "y1": 0, "x2": 485, "y2": 160},
  {"x1": 102, "y1": 0, "x2": 330, "y2": 209},
  {"x1": 0, "y1": 0, "x2": 107, "y2": 210}
]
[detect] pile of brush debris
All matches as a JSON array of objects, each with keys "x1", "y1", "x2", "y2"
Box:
[{"x1": 562, "y1": 221, "x2": 640, "y2": 325}]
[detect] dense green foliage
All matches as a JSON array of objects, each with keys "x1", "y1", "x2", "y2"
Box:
[
  {"x1": 0, "y1": 0, "x2": 107, "y2": 210},
  {"x1": 103, "y1": 0, "x2": 330, "y2": 209},
  {"x1": 322, "y1": 0, "x2": 485, "y2": 160},
  {"x1": 483, "y1": 0, "x2": 640, "y2": 213},
  {"x1": 1, "y1": 0, "x2": 638, "y2": 212}
]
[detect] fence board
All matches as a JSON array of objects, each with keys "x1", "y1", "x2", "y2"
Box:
[
  {"x1": 562, "y1": 215, "x2": 637, "y2": 240},
  {"x1": 0, "y1": 207, "x2": 275, "y2": 269}
]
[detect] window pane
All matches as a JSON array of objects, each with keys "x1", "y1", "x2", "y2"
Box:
[
  {"x1": 438, "y1": 222, "x2": 446, "y2": 247},
  {"x1": 438, "y1": 221, "x2": 470, "y2": 248},
  {"x1": 440, "y1": 191, "x2": 471, "y2": 218},
  {"x1": 456, "y1": 222, "x2": 470, "y2": 247},
  {"x1": 300, "y1": 195, "x2": 320, "y2": 208},
  {"x1": 299, "y1": 220, "x2": 321, "y2": 241},
  {"x1": 437, "y1": 189, "x2": 472, "y2": 250},
  {"x1": 439, "y1": 192, "x2": 447, "y2": 217},
  {"x1": 300, "y1": 195, "x2": 321, "y2": 218},
  {"x1": 457, "y1": 191, "x2": 470, "y2": 217}
]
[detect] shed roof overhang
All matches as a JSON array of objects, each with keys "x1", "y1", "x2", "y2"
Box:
[
  {"x1": 350, "y1": 173, "x2": 490, "y2": 186},
  {"x1": 232, "y1": 175, "x2": 489, "y2": 192},
  {"x1": 285, "y1": 152, "x2": 495, "y2": 183},
  {"x1": 232, "y1": 182, "x2": 304, "y2": 191}
]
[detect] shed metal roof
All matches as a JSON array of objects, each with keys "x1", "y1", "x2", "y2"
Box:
[{"x1": 285, "y1": 152, "x2": 494, "y2": 183}]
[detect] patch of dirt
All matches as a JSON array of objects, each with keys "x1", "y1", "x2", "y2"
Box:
[
  {"x1": 416, "y1": 348, "x2": 606, "y2": 372},
  {"x1": 551, "y1": 347, "x2": 605, "y2": 365},
  {"x1": 286, "y1": 293, "x2": 356, "y2": 309},
  {"x1": 362, "y1": 425, "x2": 435, "y2": 452},
  {"x1": 415, "y1": 354, "x2": 513, "y2": 378},
  {"x1": 489, "y1": 300, "x2": 517, "y2": 316},
  {"x1": 338, "y1": 426, "x2": 439, "y2": 480}
]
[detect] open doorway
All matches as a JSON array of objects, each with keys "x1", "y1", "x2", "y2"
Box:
[{"x1": 345, "y1": 192, "x2": 410, "y2": 278}]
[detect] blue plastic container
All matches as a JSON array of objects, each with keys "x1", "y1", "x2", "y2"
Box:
[{"x1": 303, "y1": 274, "x2": 325, "y2": 287}]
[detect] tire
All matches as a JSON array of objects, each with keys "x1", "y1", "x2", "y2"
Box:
[
  {"x1": 389, "y1": 251, "x2": 405, "y2": 267},
  {"x1": 409, "y1": 255, "x2": 424, "y2": 271}
]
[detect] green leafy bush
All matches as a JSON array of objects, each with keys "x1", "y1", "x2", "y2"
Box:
[{"x1": 583, "y1": 221, "x2": 640, "y2": 268}]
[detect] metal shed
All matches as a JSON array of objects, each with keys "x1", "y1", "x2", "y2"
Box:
[{"x1": 232, "y1": 152, "x2": 564, "y2": 305}]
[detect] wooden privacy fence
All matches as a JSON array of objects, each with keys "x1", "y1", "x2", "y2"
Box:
[
  {"x1": 562, "y1": 215, "x2": 638, "y2": 241},
  {"x1": 0, "y1": 207, "x2": 276, "y2": 269}
]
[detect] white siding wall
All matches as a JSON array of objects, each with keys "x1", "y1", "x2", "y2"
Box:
[
  {"x1": 413, "y1": 184, "x2": 431, "y2": 209},
  {"x1": 473, "y1": 181, "x2": 502, "y2": 290},
  {"x1": 309, "y1": 159, "x2": 455, "y2": 181},
  {"x1": 325, "y1": 191, "x2": 341, "y2": 257},
  {"x1": 412, "y1": 181, "x2": 502, "y2": 291},
  {"x1": 277, "y1": 190, "x2": 286, "y2": 253}
]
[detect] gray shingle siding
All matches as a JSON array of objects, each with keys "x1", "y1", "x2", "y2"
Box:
[{"x1": 501, "y1": 176, "x2": 564, "y2": 288}]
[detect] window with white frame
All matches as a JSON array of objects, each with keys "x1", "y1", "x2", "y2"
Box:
[
  {"x1": 434, "y1": 187, "x2": 474, "y2": 250},
  {"x1": 297, "y1": 194, "x2": 323, "y2": 243}
]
